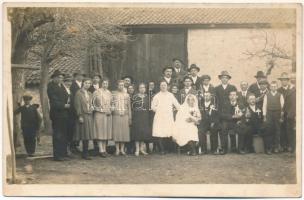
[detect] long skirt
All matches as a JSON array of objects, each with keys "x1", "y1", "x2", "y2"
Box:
[
  {"x1": 74, "y1": 113, "x2": 94, "y2": 141},
  {"x1": 112, "y1": 114, "x2": 130, "y2": 142},
  {"x1": 132, "y1": 110, "x2": 151, "y2": 141},
  {"x1": 93, "y1": 112, "x2": 112, "y2": 140}
]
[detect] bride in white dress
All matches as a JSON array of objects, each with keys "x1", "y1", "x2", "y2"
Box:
[{"x1": 172, "y1": 94, "x2": 201, "y2": 155}]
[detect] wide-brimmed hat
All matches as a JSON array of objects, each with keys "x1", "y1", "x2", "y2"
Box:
[
  {"x1": 278, "y1": 72, "x2": 290, "y2": 80},
  {"x1": 91, "y1": 72, "x2": 102, "y2": 79},
  {"x1": 64, "y1": 74, "x2": 73, "y2": 82},
  {"x1": 259, "y1": 79, "x2": 269, "y2": 85},
  {"x1": 188, "y1": 64, "x2": 200, "y2": 72},
  {"x1": 22, "y1": 93, "x2": 33, "y2": 101},
  {"x1": 73, "y1": 70, "x2": 86, "y2": 77},
  {"x1": 172, "y1": 58, "x2": 184, "y2": 65},
  {"x1": 121, "y1": 75, "x2": 134, "y2": 83},
  {"x1": 51, "y1": 70, "x2": 65, "y2": 78},
  {"x1": 201, "y1": 74, "x2": 211, "y2": 81},
  {"x1": 254, "y1": 71, "x2": 267, "y2": 78},
  {"x1": 162, "y1": 66, "x2": 174, "y2": 73},
  {"x1": 218, "y1": 71, "x2": 231, "y2": 79}
]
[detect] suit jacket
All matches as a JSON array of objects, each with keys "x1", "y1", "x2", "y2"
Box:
[
  {"x1": 278, "y1": 86, "x2": 290, "y2": 100},
  {"x1": 172, "y1": 68, "x2": 188, "y2": 88},
  {"x1": 14, "y1": 104, "x2": 42, "y2": 130},
  {"x1": 244, "y1": 105, "x2": 263, "y2": 127},
  {"x1": 190, "y1": 76, "x2": 203, "y2": 91},
  {"x1": 237, "y1": 90, "x2": 250, "y2": 108},
  {"x1": 214, "y1": 84, "x2": 237, "y2": 112},
  {"x1": 47, "y1": 81, "x2": 70, "y2": 120},
  {"x1": 199, "y1": 100, "x2": 220, "y2": 125},
  {"x1": 284, "y1": 86, "x2": 296, "y2": 119},
  {"x1": 220, "y1": 101, "x2": 245, "y2": 124},
  {"x1": 177, "y1": 87, "x2": 198, "y2": 104},
  {"x1": 248, "y1": 82, "x2": 268, "y2": 108}
]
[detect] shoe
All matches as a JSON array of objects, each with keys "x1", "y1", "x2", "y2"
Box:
[
  {"x1": 140, "y1": 151, "x2": 148, "y2": 155},
  {"x1": 135, "y1": 151, "x2": 139, "y2": 156},
  {"x1": 266, "y1": 150, "x2": 272, "y2": 155},
  {"x1": 28, "y1": 154, "x2": 35, "y2": 157},
  {"x1": 120, "y1": 151, "x2": 127, "y2": 156},
  {"x1": 239, "y1": 150, "x2": 246, "y2": 154},
  {"x1": 287, "y1": 147, "x2": 293, "y2": 153},
  {"x1": 82, "y1": 155, "x2": 92, "y2": 160},
  {"x1": 115, "y1": 151, "x2": 120, "y2": 156},
  {"x1": 274, "y1": 148, "x2": 279, "y2": 153},
  {"x1": 99, "y1": 153, "x2": 107, "y2": 158},
  {"x1": 160, "y1": 151, "x2": 166, "y2": 155},
  {"x1": 219, "y1": 150, "x2": 226, "y2": 155}
]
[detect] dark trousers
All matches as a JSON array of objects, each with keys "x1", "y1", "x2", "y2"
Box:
[
  {"x1": 22, "y1": 128, "x2": 37, "y2": 155},
  {"x1": 286, "y1": 117, "x2": 296, "y2": 152},
  {"x1": 280, "y1": 113, "x2": 288, "y2": 150},
  {"x1": 220, "y1": 121, "x2": 238, "y2": 152},
  {"x1": 51, "y1": 118, "x2": 68, "y2": 159},
  {"x1": 82, "y1": 140, "x2": 89, "y2": 157},
  {"x1": 156, "y1": 137, "x2": 167, "y2": 153},
  {"x1": 238, "y1": 126, "x2": 251, "y2": 152},
  {"x1": 264, "y1": 110, "x2": 281, "y2": 150},
  {"x1": 199, "y1": 123, "x2": 219, "y2": 152}
]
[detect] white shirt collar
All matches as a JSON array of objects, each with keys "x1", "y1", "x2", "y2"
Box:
[
  {"x1": 222, "y1": 84, "x2": 228, "y2": 89},
  {"x1": 249, "y1": 105, "x2": 256, "y2": 111},
  {"x1": 230, "y1": 100, "x2": 237, "y2": 106},
  {"x1": 191, "y1": 76, "x2": 198, "y2": 82},
  {"x1": 203, "y1": 84, "x2": 210, "y2": 91},
  {"x1": 93, "y1": 83, "x2": 99, "y2": 89},
  {"x1": 204, "y1": 101, "x2": 211, "y2": 107},
  {"x1": 75, "y1": 80, "x2": 82, "y2": 88},
  {"x1": 242, "y1": 90, "x2": 247, "y2": 96},
  {"x1": 282, "y1": 85, "x2": 289, "y2": 90},
  {"x1": 175, "y1": 68, "x2": 180, "y2": 73},
  {"x1": 164, "y1": 77, "x2": 171, "y2": 82},
  {"x1": 271, "y1": 91, "x2": 277, "y2": 95},
  {"x1": 289, "y1": 84, "x2": 295, "y2": 89}
]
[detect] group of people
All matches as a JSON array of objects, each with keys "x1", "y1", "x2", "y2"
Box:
[{"x1": 14, "y1": 58, "x2": 297, "y2": 161}]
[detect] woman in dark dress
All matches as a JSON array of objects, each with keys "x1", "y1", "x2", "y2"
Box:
[{"x1": 132, "y1": 83, "x2": 152, "y2": 156}]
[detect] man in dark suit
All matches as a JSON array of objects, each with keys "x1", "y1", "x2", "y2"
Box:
[
  {"x1": 243, "y1": 94, "x2": 264, "y2": 153},
  {"x1": 248, "y1": 71, "x2": 268, "y2": 108},
  {"x1": 88, "y1": 72, "x2": 102, "y2": 94},
  {"x1": 283, "y1": 73, "x2": 296, "y2": 153},
  {"x1": 47, "y1": 70, "x2": 70, "y2": 161},
  {"x1": 219, "y1": 90, "x2": 245, "y2": 154},
  {"x1": 198, "y1": 91, "x2": 220, "y2": 154},
  {"x1": 214, "y1": 71, "x2": 238, "y2": 154},
  {"x1": 69, "y1": 70, "x2": 85, "y2": 153},
  {"x1": 159, "y1": 66, "x2": 176, "y2": 91},
  {"x1": 237, "y1": 81, "x2": 250, "y2": 107},
  {"x1": 188, "y1": 64, "x2": 202, "y2": 91},
  {"x1": 178, "y1": 76, "x2": 198, "y2": 104},
  {"x1": 172, "y1": 58, "x2": 187, "y2": 88},
  {"x1": 277, "y1": 72, "x2": 291, "y2": 152}
]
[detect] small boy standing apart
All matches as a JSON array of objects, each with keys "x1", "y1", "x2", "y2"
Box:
[
  {"x1": 263, "y1": 81, "x2": 284, "y2": 154},
  {"x1": 14, "y1": 94, "x2": 42, "y2": 156}
]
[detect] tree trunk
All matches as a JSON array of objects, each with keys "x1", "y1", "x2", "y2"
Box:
[{"x1": 39, "y1": 61, "x2": 52, "y2": 135}]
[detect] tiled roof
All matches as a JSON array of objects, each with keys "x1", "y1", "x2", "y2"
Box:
[
  {"x1": 25, "y1": 52, "x2": 85, "y2": 85},
  {"x1": 82, "y1": 7, "x2": 296, "y2": 25}
]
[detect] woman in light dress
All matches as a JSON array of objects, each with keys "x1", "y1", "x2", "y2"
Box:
[
  {"x1": 152, "y1": 81, "x2": 180, "y2": 154},
  {"x1": 172, "y1": 94, "x2": 201, "y2": 156},
  {"x1": 92, "y1": 78, "x2": 112, "y2": 157},
  {"x1": 112, "y1": 80, "x2": 132, "y2": 156}
]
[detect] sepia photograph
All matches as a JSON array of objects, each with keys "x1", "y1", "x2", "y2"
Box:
[{"x1": 2, "y1": 2, "x2": 302, "y2": 197}]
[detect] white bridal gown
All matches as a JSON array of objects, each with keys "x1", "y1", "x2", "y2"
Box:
[{"x1": 152, "y1": 91, "x2": 180, "y2": 138}]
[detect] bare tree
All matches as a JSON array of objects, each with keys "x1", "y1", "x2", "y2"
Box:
[{"x1": 244, "y1": 30, "x2": 295, "y2": 75}]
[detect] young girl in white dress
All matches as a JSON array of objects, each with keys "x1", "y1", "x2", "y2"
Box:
[
  {"x1": 152, "y1": 81, "x2": 180, "y2": 154},
  {"x1": 172, "y1": 94, "x2": 201, "y2": 156}
]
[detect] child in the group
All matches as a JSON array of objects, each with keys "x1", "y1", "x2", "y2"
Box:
[
  {"x1": 173, "y1": 94, "x2": 201, "y2": 156},
  {"x1": 131, "y1": 83, "x2": 152, "y2": 156},
  {"x1": 92, "y1": 78, "x2": 113, "y2": 157},
  {"x1": 198, "y1": 91, "x2": 220, "y2": 155},
  {"x1": 263, "y1": 81, "x2": 284, "y2": 154},
  {"x1": 14, "y1": 94, "x2": 42, "y2": 157},
  {"x1": 112, "y1": 80, "x2": 132, "y2": 156},
  {"x1": 74, "y1": 77, "x2": 95, "y2": 160}
]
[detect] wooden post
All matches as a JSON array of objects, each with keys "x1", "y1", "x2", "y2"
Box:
[{"x1": 7, "y1": 99, "x2": 16, "y2": 183}]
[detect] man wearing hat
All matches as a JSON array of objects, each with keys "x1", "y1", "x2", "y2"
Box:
[
  {"x1": 284, "y1": 73, "x2": 296, "y2": 153},
  {"x1": 159, "y1": 66, "x2": 176, "y2": 91},
  {"x1": 277, "y1": 72, "x2": 291, "y2": 152},
  {"x1": 214, "y1": 71, "x2": 237, "y2": 154},
  {"x1": 188, "y1": 64, "x2": 202, "y2": 91},
  {"x1": 14, "y1": 94, "x2": 42, "y2": 157},
  {"x1": 69, "y1": 70, "x2": 85, "y2": 153},
  {"x1": 237, "y1": 81, "x2": 250, "y2": 108},
  {"x1": 47, "y1": 70, "x2": 70, "y2": 161},
  {"x1": 89, "y1": 72, "x2": 102, "y2": 94},
  {"x1": 172, "y1": 58, "x2": 187, "y2": 88},
  {"x1": 248, "y1": 71, "x2": 268, "y2": 99}
]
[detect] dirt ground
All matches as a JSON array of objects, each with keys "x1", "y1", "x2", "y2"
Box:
[{"x1": 14, "y1": 135, "x2": 296, "y2": 184}]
